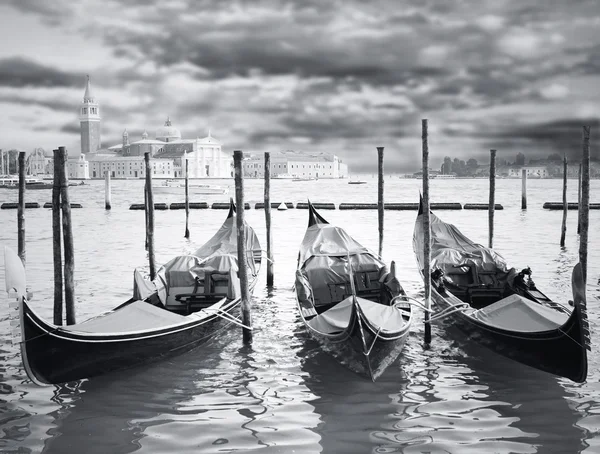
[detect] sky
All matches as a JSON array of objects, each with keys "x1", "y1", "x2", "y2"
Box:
[{"x1": 0, "y1": 0, "x2": 599, "y2": 172}]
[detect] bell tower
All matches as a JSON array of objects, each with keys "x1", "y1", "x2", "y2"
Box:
[{"x1": 79, "y1": 75, "x2": 101, "y2": 154}]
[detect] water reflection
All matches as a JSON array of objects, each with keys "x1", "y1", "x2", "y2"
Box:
[{"x1": 377, "y1": 325, "x2": 583, "y2": 454}]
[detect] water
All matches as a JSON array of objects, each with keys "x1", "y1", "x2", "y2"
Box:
[{"x1": 0, "y1": 177, "x2": 598, "y2": 453}]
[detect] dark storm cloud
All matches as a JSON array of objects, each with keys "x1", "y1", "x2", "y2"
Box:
[
  {"x1": 0, "y1": 57, "x2": 83, "y2": 88},
  {"x1": 0, "y1": 93, "x2": 74, "y2": 112},
  {"x1": 60, "y1": 123, "x2": 80, "y2": 135},
  {"x1": 4, "y1": 0, "x2": 72, "y2": 25},
  {"x1": 490, "y1": 118, "x2": 600, "y2": 161}
]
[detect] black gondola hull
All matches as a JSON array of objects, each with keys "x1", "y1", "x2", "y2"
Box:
[
  {"x1": 20, "y1": 298, "x2": 243, "y2": 385},
  {"x1": 430, "y1": 286, "x2": 588, "y2": 383},
  {"x1": 298, "y1": 303, "x2": 410, "y2": 381}
]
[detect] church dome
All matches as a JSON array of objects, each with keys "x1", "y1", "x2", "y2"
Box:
[{"x1": 155, "y1": 117, "x2": 181, "y2": 142}]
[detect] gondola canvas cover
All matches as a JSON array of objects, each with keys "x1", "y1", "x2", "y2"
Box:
[
  {"x1": 193, "y1": 217, "x2": 261, "y2": 276},
  {"x1": 298, "y1": 224, "x2": 385, "y2": 307},
  {"x1": 414, "y1": 211, "x2": 515, "y2": 286}
]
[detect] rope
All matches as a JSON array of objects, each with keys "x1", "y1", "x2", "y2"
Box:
[{"x1": 390, "y1": 295, "x2": 472, "y2": 323}]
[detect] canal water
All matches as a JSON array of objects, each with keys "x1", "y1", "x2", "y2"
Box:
[{"x1": 0, "y1": 177, "x2": 598, "y2": 453}]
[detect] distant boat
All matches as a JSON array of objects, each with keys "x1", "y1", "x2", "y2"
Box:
[
  {"x1": 348, "y1": 180, "x2": 367, "y2": 185},
  {"x1": 292, "y1": 177, "x2": 316, "y2": 182},
  {"x1": 154, "y1": 179, "x2": 228, "y2": 194},
  {"x1": 273, "y1": 173, "x2": 295, "y2": 179},
  {"x1": 432, "y1": 174, "x2": 456, "y2": 179},
  {"x1": 0, "y1": 176, "x2": 52, "y2": 190}
]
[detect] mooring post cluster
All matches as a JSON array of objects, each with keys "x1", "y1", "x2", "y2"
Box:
[{"x1": 51, "y1": 147, "x2": 76, "y2": 325}]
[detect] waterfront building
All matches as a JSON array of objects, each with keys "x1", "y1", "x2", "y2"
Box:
[
  {"x1": 243, "y1": 150, "x2": 348, "y2": 179},
  {"x1": 68, "y1": 154, "x2": 90, "y2": 179},
  {"x1": 87, "y1": 153, "x2": 174, "y2": 179},
  {"x1": 26, "y1": 148, "x2": 52, "y2": 175},
  {"x1": 508, "y1": 165, "x2": 549, "y2": 178}
]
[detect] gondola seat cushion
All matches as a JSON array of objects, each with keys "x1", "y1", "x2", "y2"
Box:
[
  {"x1": 307, "y1": 297, "x2": 408, "y2": 335},
  {"x1": 62, "y1": 301, "x2": 185, "y2": 334},
  {"x1": 472, "y1": 294, "x2": 568, "y2": 332}
]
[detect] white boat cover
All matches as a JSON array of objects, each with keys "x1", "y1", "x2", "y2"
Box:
[
  {"x1": 414, "y1": 211, "x2": 516, "y2": 287},
  {"x1": 298, "y1": 224, "x2": 385, "y2": 307},
  {"x1": 62, "y1": 301, "x2": 185, "y2": 334},
  {"x1": 193, "y1": 216, "x2": 261, "y2": 277},
  {"x1": 472, "y1": 294, "x2": 567, "y2": 332},
  {"x1": 307, "y1": 296, "x2": 407, "y2": 335},
  {"x1": 299, "y1": 224, "x2": 370, "y2": 266}
]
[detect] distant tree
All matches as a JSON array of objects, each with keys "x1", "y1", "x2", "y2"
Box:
[
  {"x1": 547, "y1": 153, "x2": 562, "y2": 162},
  {"x1": 467, "y1": 158, "x2": 478, "y2": 169},
  {"x1": 442, "y1": 156, "x2": 452, "y2": 174},
  {"x1": 452, "y1": 158, "x2": 467, "y2": 176},
  {"x1": 515, "y1": 152, "x2": 526, "y2": 165}
]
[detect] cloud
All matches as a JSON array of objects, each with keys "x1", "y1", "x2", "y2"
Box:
[
  {"x1": 2, "y1": 0, "x2": 600, "y2": 171},
  {"x1": 491, "y1": 118, "x2": 600, "y2": 161},
  {"x1": 0, "y1": 57, "x2": 84, "y2": 88}
]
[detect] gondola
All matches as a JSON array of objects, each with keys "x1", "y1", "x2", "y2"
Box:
[
  {"x1": 413, "y1": 198, "x2": 589, "y2": 383},
  {"x1": 4, "y1": 200, "x2": 261, "y2": 385},
  {"x1": 294, "y1": 201, "x2": 413, "y2": 381}
]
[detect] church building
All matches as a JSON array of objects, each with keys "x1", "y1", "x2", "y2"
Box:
[{"x1": 79, "y1": 77, "x2": 232, "y2": 179}]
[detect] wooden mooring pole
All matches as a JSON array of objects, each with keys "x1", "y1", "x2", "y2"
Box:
[
  {"x1": 377, "y1": 146, "x2": 384, "y2": 257},
  {"x1": 52, "y1": 149, "x2": 63, "y2": 325},
  {"x1": 579, "y1": 127, "x2": 590, "y2": 283},
  {"x1": 144, "y1": 152, "x2": 156, "y2": 280},
  {"x1": 264, "y1": 152, "x2": 274, "y2": 286},
  {"x1": 184, "y1": 159, "x2": 190, "y2": 238},
  {"x1": 57, "y1": 146, "x2": 76, "y2": 325},
  {"x1": 422, "y1": 119, "x2": 431, "y2": 344},
  {"x1": 560, "y1": 155, "x2": 568, "y2": 247},
  {"x1": 521, "y1": 168, "x2": 527, "y2": 210},
  {"x1": 234, "y1": 150, "x2": 252, "y2": 343},
  {"x1": 105, "y1": 172, "x2": 111, "y2": 210},
  {"x1": 144, "y1": 184, "x2": 149, "y2": 250},
  {"x1": 17, "y1": 152, "x2": 26, "y2": 266},
  {"x1": 488, "y1": 149, "x2": 496, "y2": 249},
  {"x1": 578, "y1": 163, "x2": 582, "y2": 235}
]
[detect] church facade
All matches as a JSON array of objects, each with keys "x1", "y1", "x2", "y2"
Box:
[{"x1": 79, "y1": 77, "x2": 232, "y2": 179}]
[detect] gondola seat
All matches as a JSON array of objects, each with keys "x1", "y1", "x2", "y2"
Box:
[
  {"x1": 62, "y1": 301, "x2": 185, "y2": 333},
  {"x1": 472, "y1": 294, "x2": 568, "y2": 331}
]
